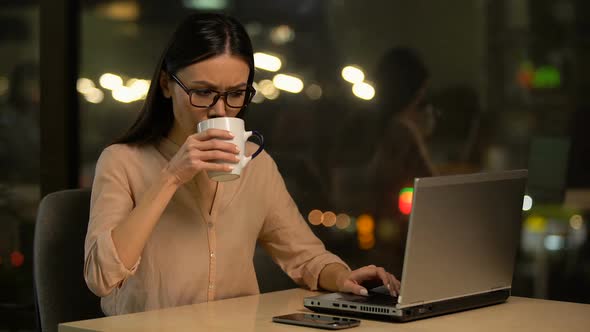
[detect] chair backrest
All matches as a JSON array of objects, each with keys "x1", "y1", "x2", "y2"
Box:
[{"x1": 34, "y1": 189, "x2": 103, "y2": 332}]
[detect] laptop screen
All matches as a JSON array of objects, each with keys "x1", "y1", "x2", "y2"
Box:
[{"x1": 398, "y1": 170, "x2": 527, "y2": 306}]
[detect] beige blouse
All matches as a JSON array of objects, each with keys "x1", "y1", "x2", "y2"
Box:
[{"x1": 84, "y1": 138, "x2": 348, "y2": 315}]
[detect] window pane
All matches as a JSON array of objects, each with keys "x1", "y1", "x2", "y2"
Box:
[
  {"x1": 79, "y1": 0, "x2": 590, "y2": 304},
  {"x1": 0, "y1": 3, "x2": 39, "y2": 330}
]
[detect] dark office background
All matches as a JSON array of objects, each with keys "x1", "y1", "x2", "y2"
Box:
[{"x1": 2, "y1": 0, "x2": 590, "y2": 330}]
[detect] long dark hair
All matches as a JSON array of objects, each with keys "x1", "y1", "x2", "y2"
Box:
[{"x1": 113, "y1": 13, "x2": 255, "y2": 146}]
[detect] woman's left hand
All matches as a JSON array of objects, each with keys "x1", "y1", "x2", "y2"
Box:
[{"x1": 336, "y1": 265, "x2": 401, "y2": 297}]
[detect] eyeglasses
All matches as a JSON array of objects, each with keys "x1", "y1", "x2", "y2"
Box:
[{"x1": 169, "y1": 73, "x2": 256, "y2": 109}]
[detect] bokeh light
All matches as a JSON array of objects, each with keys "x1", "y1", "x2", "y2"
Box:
[
  {"x1": 377, "y1": 218, "x2": 397, "y2": 241},
  {"x1": 10, "y1": 251, "x2": 24, "y2": 268},
  {"x1": 352, "y1": 81, "x2": 375, "y2": 100},
  {"x1": 305, "y1": 84, "x2": 322, "y2": 100},
  {"x1": 84, "y1": 88, "x2": 104, "y2": 104},
  {"x1": 273, "y1": 74, "x2": 304, "y2": 93},
  {"x1": 258, "y1": 79, "x2": 280, "y2": 100},
  {"x1": 522, "y1": 195, "x2": 533, "y2": 211},
  {"x1": 99, "y1": 73, "x2": 123, "y2": 90},
  {"x1": 358, "y1": 234, "x2": 375, "y2": 250},
  {"x1": 570, "y1": 214, "x2": 584, "y2": 230},
  {"x1": 76, "y1": 77, "x2": 96, "y2": 94},
  {"x1": 356, "y1": 214, "x2": 375, "y2": 234},
  {"x1": 335, "y1": 213, "x2": 351, "y2": 229},
  {"x1": 398, "y1": 187, "x2": 414, "y2": 215},
  {"x1": 322, "y1": 211, "x2": 337, "y2": 227},
  {"x1": 524, "y1": 215, "x2": 547, "y2": 233},
  {"x1": 308, "y1": 209, "x2": 323, "y2": 225},
  {"x1": 254, "y1": 52, "x2": 282, "y2": 72},
  {"x1": 270, "y1": 25, "x2": 295, "y2": 44},
  {"x1": 341, "y1": 65, "x2": 365, "y2": 84}
]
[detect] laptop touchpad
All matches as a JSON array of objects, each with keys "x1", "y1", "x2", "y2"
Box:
[{"x1": 337, "y1": 288, "x2": 398, "y2": 305}]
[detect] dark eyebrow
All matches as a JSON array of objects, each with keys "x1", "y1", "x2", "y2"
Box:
[{"x1": 190, "y1": 80, "x2": 248, "y2": 91}]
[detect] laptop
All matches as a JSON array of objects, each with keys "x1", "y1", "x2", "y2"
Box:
[{"x1": 304, "y1": 170, "x2": 528, "y2": 322}]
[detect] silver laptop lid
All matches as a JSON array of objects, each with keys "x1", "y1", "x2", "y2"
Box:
[{"x1": 398, "y1": 170, "x2": 527, "y2": 308}]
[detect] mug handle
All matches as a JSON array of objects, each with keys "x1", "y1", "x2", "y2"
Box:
[
  {"x1": 249, "y1": 130, "x2": 264, "y2": 159},
  {"x1": 242, "y1": 130, "x2": 265, "y2": 166}
]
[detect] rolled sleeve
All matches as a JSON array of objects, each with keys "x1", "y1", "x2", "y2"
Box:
[
  {"x1": 84, "y1": 228, "x2": 140, "y2": 297},
  {"x1": 84, "y1": 146, "x2": 140, "y2": 297},
  {"x1": 302, "y1": 253, "x2": 350, "y2": 291}
]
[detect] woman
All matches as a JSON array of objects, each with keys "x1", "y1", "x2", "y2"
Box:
[{"x1": 84, "y1": 13, "x2": 400, "y2": 315}]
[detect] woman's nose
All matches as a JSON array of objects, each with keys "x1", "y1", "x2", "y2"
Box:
[{"x1": 209, "y1": 97, "x2": 227, "y2": 118}]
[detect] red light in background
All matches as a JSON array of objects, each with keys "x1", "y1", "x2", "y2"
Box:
[
  {"x1": 10, "y1": 251, "x2": 24, "y2": 268},
  {"x1": 398, "y1": 187, "x2": 414, "y2": 215},
  {"x1": 516, "y1": 61, "x2": 561, "y2": 90},
  {"x1": 517, "y1": 61, "x2": 534, "y2": 89}
]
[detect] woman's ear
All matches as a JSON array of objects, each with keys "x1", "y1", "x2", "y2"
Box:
[{"x1": 160, "y1": 70, "x2": 172, "y2": 98}]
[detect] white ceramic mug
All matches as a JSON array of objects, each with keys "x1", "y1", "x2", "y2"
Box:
[{"x1": 196, "y1": 117, "x2": 264, "y2": 182}]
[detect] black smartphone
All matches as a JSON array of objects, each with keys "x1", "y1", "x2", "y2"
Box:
[{"x1": 272, "y1": 313, "x2": 361, "y2": 330}]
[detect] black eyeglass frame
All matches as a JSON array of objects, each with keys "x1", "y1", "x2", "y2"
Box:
[{"x1": 169, "y1": 72, "x2": 256, "y2": 109}]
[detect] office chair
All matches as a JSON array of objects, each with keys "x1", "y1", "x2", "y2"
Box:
[{"x1": 33, "y1": 189, "x2": 103, "y2": 332}]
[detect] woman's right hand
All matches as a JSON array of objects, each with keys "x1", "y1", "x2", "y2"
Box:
[{"x1": 164, "y1": 129, "x2": 239, "y2": 185}]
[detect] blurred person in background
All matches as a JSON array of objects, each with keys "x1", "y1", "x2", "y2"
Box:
[
  {"x1": 350, "y1": 47, "x2": 440, "y2": 275},
  {"x1": 370, "y1": 47, "x2": 438, "y2": 222}
]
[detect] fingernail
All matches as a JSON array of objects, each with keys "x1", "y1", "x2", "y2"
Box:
[
  {"x1": 387, "y1": 283, "x2": 391, "y2": 289},
  {"x1": 360, "y1": 288, "x2": 368, "y2": 296},
  {"x1": 227, "y1": 131, "x2": 234, "y2": 137},
  {"x1": 227, "y1": 166, "x2": 234, "y2": 171}
]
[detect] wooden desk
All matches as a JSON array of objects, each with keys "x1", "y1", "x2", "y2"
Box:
[{"x1": 60, "y1": 288, "x2": 590, "y2": 332}]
